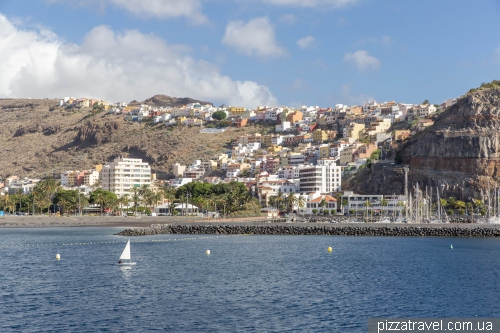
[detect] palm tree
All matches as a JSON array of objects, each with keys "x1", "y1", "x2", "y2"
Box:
[
  {"x1": 58, "y1": 198, "x2": 69, "y2": 215},
  {"x1": 118, "y1": 194, "x2": 131, "y2": 216},
  {"x1": 342, "y1": 198, "x2": 349, "y2": 215},
  {"x1": 6, "y1": 196, "x2": 16, "y2": 214},
  {"x1": 94, "y1": 191, "x2": 108, "y2": 216},
  {"x1": 276, "y1": 189, "x2": 284, "y2": 211},
  {"x1": 363, "y1": 199, "x2": 372, "y2": 219},
  {"x1": 138, "y1": 185, "x2": 151, "y2": 212},
  {"x1": 268, "y1": 196, "x2": 277, "y2": 209},
  {"x1": 208, "y1": 194, "x2": 218, "y2": 216},
  {"x1": 286, "y1": 193, "x2": 296, "y2": 213},
  {"x1": 15, "y1": 189, "x2": 25, "y2": 214},
  {"x1": 130, "y1": 186, "x2": 141, "y2": 215},
  {"x1": 218, "y1": 195, "x2": 228, "y2": 218},
  {"x1": 40, "y1": 178, "x2": 60, "y2": 212},
  {"x1": 152, "y1": 191, "x2": 164, "y2": 215},
  {"x1": 380, "y1": 198, "x2": 388, "y2": 217},
  {"x1": 319, "y1": 198, "x2": 327, "y2": 214},
  {"x1": 77, "y1": 194, "x2": 89, "y2": 216},
  {"x1": 335, "y1": 193, "x2": 342, "y2": 214},
  {"x1": 296, "y1": 195, "x2": 306, "y2": 217},
  {"x1": 456, "y1": 200, "x2": 466, "y2": 214}
]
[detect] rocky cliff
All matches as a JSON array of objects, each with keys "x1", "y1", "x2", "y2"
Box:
[{"x1": 345, "y1": 87, "x2": 500, "y2": 201}]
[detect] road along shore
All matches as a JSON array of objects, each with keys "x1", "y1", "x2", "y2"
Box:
[{"x1": 116, "y1": 222, "x2": 500, "y2": 238}]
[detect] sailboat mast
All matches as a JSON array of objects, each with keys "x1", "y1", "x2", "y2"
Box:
[{"x1": 437, "y1": 186, "x2": 441, "y2": 222}]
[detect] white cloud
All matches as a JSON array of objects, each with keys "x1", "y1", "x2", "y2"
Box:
[
  {"x1": 344, "y1": 50, "x2": 380, "y2": 72},
  {"x1": 259, "y1": 0, "x2": 357, "y2": 8},
  {"x1": 279, "y1": 14, "x2": 297, "y2": 25},
  {"x1": 297, "y1": 36, "x2": 315, "y2": 49},
  {"x1": 0, "y1": 14, "x2": 277, "y2": 108},
  {"x1": 48, "y1": 0, "x2": 207, "y2": 24},
  {"x1": 222, "y1": 17, "x2": 287, "y2": 58},
  {"x1": 111, "y1": 0, "x2": 207, "y2": 24}
]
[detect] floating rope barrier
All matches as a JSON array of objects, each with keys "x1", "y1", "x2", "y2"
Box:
[{"x1": 0, "y1": 234, "x2": 243, "y2": 249}]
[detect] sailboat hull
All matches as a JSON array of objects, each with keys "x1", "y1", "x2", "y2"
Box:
[{"x1": 118, "y1": 262, "x2": 137, "y2": 266}]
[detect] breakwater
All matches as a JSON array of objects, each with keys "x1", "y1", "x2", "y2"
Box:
[{"x1": 116, "y1": 223, "x2": 500, "y2": 238}]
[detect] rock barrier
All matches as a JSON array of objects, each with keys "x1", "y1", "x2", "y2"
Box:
[{"x1": 116, "y1": 224, "x2": 500, "y2": 238}]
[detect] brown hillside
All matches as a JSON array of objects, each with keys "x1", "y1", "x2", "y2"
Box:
[
  {"x1": 137, "y1": 95, "x2": 213, "y2": 107},
  {"x1": 0, "y1": 98, "x2": 256, "y2": 179}
]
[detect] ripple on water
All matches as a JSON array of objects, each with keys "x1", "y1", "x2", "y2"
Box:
[{"x1": 0, "y1": 229, "x2": 500, "y2": 332}]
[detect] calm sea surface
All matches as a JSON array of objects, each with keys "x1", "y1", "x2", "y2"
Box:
[{"x1": 0, "y1": 227, "x2": 499, "y2": 332}]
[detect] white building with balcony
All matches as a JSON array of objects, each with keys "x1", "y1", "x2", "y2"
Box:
[
  {"x1": 101, "y1": 157, "x2": 151, "y2": 197},
  {"x1": 298, "y1": 159, "x2": 342, "y2": 194},
  {"x1": 341, "y1": 191, "x2": 407, "y2": 214}
]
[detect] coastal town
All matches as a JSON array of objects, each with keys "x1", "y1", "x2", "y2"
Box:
[{"x1": 0, "y1": 94, "x2": 481, "y2": 220}]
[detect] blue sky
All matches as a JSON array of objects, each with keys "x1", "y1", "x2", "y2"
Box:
[{"x1": 0, "y1": 0, "x2": 499, "y2": 108}]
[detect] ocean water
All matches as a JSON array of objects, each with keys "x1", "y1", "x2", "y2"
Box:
[{"x1": 0, "y1": 228, "x2": 499, "y2": 332}]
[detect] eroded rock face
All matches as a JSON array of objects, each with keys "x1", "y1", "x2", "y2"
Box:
[
  {"x1": 346, "y1": 88, "x2": 500, "y2": 200},
  {"x1": 76, "y1": 120, "x2": 120, "y2": 146},
  {"x1": 402, "y1": 91, "x2": 500, "y2": 177}
]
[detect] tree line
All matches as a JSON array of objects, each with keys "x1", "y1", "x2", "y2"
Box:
[{"x1": 0, "y1": 179, "x2": 260, "y2": 217}]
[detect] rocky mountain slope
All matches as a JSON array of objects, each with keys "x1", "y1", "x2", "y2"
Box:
[
  {"x1": 133, "y1": 95, "x2": 213, "y2": 107},
  {"x1": 0, "y1": 98, "x2": 253, "y2": 179},
  {"x1": 345, "y1": 86, "x2": 500, "y2": 201}
]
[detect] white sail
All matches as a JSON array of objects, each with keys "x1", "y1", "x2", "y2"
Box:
[{"x1": 119, "y1": 240, "x2": 131, "y2": 260}]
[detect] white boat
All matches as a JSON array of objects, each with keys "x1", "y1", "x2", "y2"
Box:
[{"x1": 118, "y1": 239, "x2": 137, "y2": 266}]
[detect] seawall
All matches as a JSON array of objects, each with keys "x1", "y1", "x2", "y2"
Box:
[{"x1": 116, "y1": 223, "x2": 500, "y2": 238}]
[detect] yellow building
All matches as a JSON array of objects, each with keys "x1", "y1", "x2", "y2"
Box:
[
  {"x1": 286, "y1": 111, "x2": 303, "y2": 124},
  {"x1": 347, "y1": 123, "x2": 365, "y2": 141},
  {"x1": 327, "y1": 130, "x2": 338, "y2": 141},
  {"x1": 317, "y1": 116, "x2": 328, "y2": 126},
  {"x1": 268, "y1": 145, "x2": 282, "y2": 153},
  {"x1": 313, "y1": 129, "x2": 329, "y2": 142},
  {"x1": 319, "y1": 145, "x2": 330, "y2": 159},
  {"x1": 229, "y1": 107, "x2": 246, "y2": 116},
  {"x1": 261, "y1": 135, "x2": 272, "y2": 147}
]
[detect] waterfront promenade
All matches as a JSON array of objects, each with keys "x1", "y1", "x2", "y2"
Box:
[{"x1": 2, "y1": 215, "x2": 500, "y2": 237}]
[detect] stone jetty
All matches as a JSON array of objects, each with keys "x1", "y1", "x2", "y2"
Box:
[{"x1": 116, "y1": 222, "x2": 500, "y2": 238}]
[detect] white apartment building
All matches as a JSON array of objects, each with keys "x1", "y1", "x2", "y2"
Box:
[
  {"x1": 299, "y1": 159, "x2": 342, "y2": 193},
  {"x1": 278, "y1": 165, "x2": 301, "y2": 179},
  {"x1": 61, "y1": 171, "x2": 77, "y2": 187},
  {"x1": 341, "y1": 191, "x2": 407, "y2": 214},
  {"x1": 101, "y1": 157, "x2": 151, "y2": 197},
  {"x1": 84, "y1": 170, "x2": 100, "y2": 187},
  {"x1": 265, "y1": 108, "x2": 282, "y2": 121}
]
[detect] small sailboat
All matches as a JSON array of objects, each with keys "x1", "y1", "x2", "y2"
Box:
[
  {"x1": 450, "y1": 244, "x2": 453, "y2": 250},
  {"x1": 118, "y1": 239, "x2": 136, "y2": 266}
]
